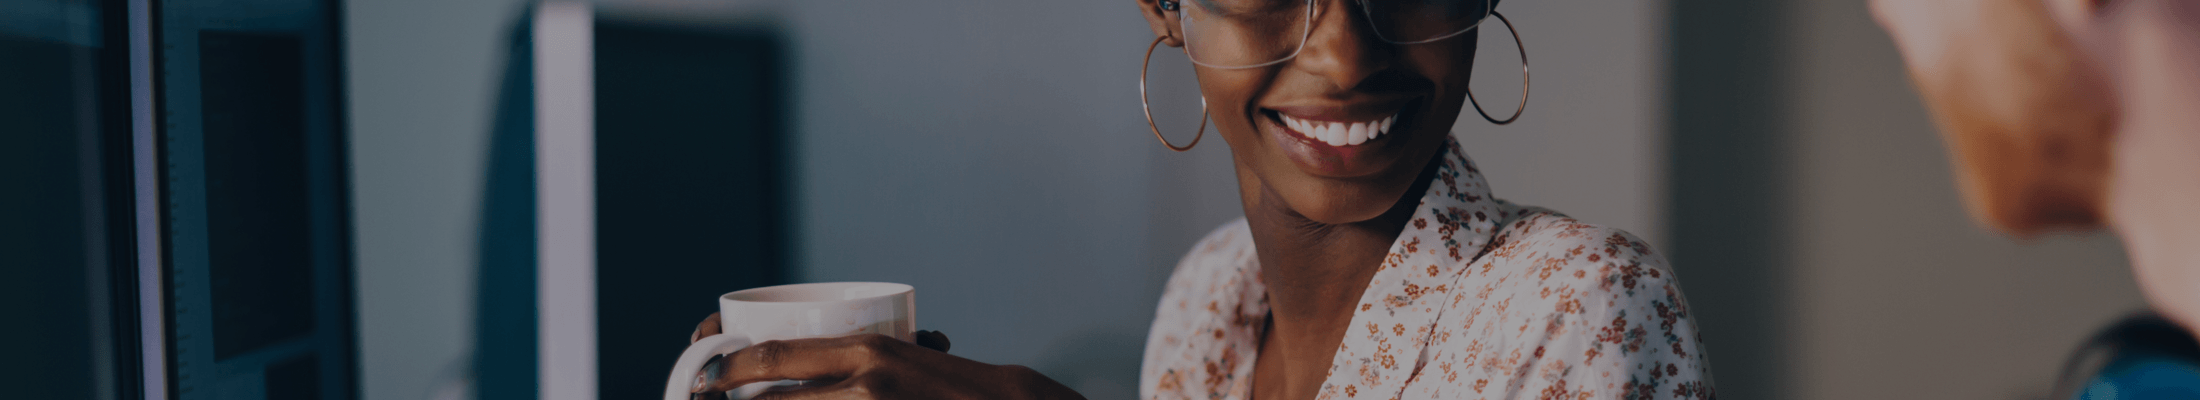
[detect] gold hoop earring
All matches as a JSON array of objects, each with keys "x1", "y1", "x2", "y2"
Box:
[
  {"x1": 1141, "y1": 36, "x2": 1206, "y2": 152},
  {"x1": 1468, "y1": 11, "x2": 1529, "y2": 125}
]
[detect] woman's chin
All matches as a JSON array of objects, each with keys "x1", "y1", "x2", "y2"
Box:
[{"x1": 1273, "y1": 184, "x2": 1410, "y2": 225}]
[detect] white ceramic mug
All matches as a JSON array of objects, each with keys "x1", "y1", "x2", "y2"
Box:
[{"x1": 662, "y1": 282, "x2": 915, "y2": 400}]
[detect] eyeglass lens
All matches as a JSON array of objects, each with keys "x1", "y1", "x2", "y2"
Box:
[{"x1": 1178, "y1": 0, "x2": 1493, "y2": 68}]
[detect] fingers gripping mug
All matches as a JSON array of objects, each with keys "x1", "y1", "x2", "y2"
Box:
[{"x1": 663, "y1": 282, "x2": 915, "y2": 400}]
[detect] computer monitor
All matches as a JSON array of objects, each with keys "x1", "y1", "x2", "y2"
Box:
[
  {"x1": 151, "y1": 0, "x2": 356, "y2": 399},
  {"x1": 1, "y1": 0, "x2": 355, "y2": 399},
  {"x1": 0, "y1": 0, "x2": 141, "y2": 399},
  {"x1": 474, "y1": 3, "x2": 789, "y2": 400}
]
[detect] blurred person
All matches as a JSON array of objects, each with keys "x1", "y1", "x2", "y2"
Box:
[
  {"x1": 684, "y1": 0, "x2": 1716, "y2": 398},
  {"x1": 1871, "y1": 0, "x2": 2200, "y2": 397}
]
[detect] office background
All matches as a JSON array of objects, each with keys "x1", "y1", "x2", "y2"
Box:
[{"x1": 337, "y1": 0, "x2": 2142, "y2": 400}]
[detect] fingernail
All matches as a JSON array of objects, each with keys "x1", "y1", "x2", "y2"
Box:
[{"x1": 692, "y1": 354, "x2": 725, "y2": 393}]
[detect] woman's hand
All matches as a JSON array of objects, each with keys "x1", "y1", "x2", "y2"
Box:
[{"x1": 687, "y1": 312, "x2": 1082, "y2": 400}]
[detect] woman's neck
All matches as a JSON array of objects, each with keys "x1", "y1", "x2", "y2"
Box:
[
  {"x1": 1243, "y1": 183, "x2": 1413, "y2": 342},
  {"x1": 1232, "y1": 156, "x2": 1438, "y2": 392}
]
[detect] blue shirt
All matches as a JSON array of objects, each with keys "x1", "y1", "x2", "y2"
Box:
[{"x1": 2058, "y1": 314, "x2": 2200, "y2": 400}]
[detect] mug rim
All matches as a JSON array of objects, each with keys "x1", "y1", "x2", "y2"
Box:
[{"x1": 721, "y1": 281, "x2": 913, "y2": 304}]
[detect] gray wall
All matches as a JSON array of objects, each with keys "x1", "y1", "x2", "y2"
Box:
[{"x1": 1453, "y1": 0, "x2": 1669, "y2": 249}]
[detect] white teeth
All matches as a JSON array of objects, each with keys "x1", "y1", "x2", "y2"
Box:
[{"x1": 1279, "y1": 113, "x2": 1399, "y2": 146}]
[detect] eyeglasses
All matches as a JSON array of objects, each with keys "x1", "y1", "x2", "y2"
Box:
[{"x1": 1175, "y1": 0, "x2": 1495, "y2": 69}]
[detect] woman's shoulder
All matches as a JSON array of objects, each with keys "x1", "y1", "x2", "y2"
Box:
[
  {"x1": 1410, "y1": 203, "x2": 1713, "y2": 399},
  {"x1": 1471, "y1": 204, "x2": 1690, "y2": 338},
  {"x1": 1483, "y1": 203, "x2": 1675, "y2": 287},
  {"x1": 1156, "y1": 218, "x2": 1257, "y2": 303},
  {"x1": 1142, "y1": 218, "x2": 1264, "y2": 399},
  {"x1": 1153, "y1": 217, "x2": 1262, "y2": 313},
  {"x1": 1177, "y1": 218, "x2": 1255, "y2": 273}
]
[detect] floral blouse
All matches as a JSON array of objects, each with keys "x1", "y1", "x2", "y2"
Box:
[{"x1": 1139, "y1": 137, "x2": 1714, "y2": 400}]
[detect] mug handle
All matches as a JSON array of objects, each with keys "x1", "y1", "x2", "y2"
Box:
[{"x1": 663, "y1": 333, "x2": 752, "y2": 400}]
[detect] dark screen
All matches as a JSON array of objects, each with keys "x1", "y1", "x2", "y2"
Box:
[
  {"x1": 198, "y1": 30, "x2": 316, "y2": 361},
  {"x1": 591, "y1": 18, "x2": 789, "y2": 399},
  {"x1": 159, "y1": 1, "x2": 353, "y2": 399},
  {"x1": 0, "y1": 1, "x2": 149, "y2": 399},
  {"x1": 0, "y1": 33, "x2": 101, "y2": 400}
]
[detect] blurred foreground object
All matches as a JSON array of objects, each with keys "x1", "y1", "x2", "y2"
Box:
[
  {"x1": 2052, "y1": 313, "x2": 2200, "y2": 399},
  {"x1": 1872, "y1": 0, "x2": 2200, "y2": 396}
]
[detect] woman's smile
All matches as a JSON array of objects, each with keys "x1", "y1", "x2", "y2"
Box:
[
  {"x1": 1273, "y1": 108, "x2": 1398, "y2": 146},
  {"x1": 1256, "y1": 98, "x2": 1422, "y2": 177}
]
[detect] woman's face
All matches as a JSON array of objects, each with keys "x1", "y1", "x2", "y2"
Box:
[{"x1": 1140, "y1": 0, "x2": 1478, "y2": 224}]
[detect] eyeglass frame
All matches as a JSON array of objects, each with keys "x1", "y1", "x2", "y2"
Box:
[
  {"x1": 1140, "y1": 0, "x2": 1527, "y2": 152},
  {"x1": 1170, "y1": 0, "x2": 1499, "y2": 69}
]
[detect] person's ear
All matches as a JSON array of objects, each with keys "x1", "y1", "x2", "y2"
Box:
[{"x1": 1135, "y1": 0, "x2": 1185, "y2": 47}]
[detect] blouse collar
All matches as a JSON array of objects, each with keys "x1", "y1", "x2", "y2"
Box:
[
  {"x1": 1310, "y1": 135, "x2": 1509, "y2": 399},
  {"x1": 1207, "y1": 136, "x2": 1509, "y2": 399}
]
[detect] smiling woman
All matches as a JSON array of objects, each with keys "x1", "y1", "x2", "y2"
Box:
[
  {"x1": 1134, "y1": 0, "x2": 1710, "y2": 398},
  {"x1": 684, "y1": 0, "x2": 1713, "y2": 399}
]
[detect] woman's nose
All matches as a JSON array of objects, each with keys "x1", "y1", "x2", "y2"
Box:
[{"x1": 1293, "y1": 1, "x2": 1392, "y2": 90}]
